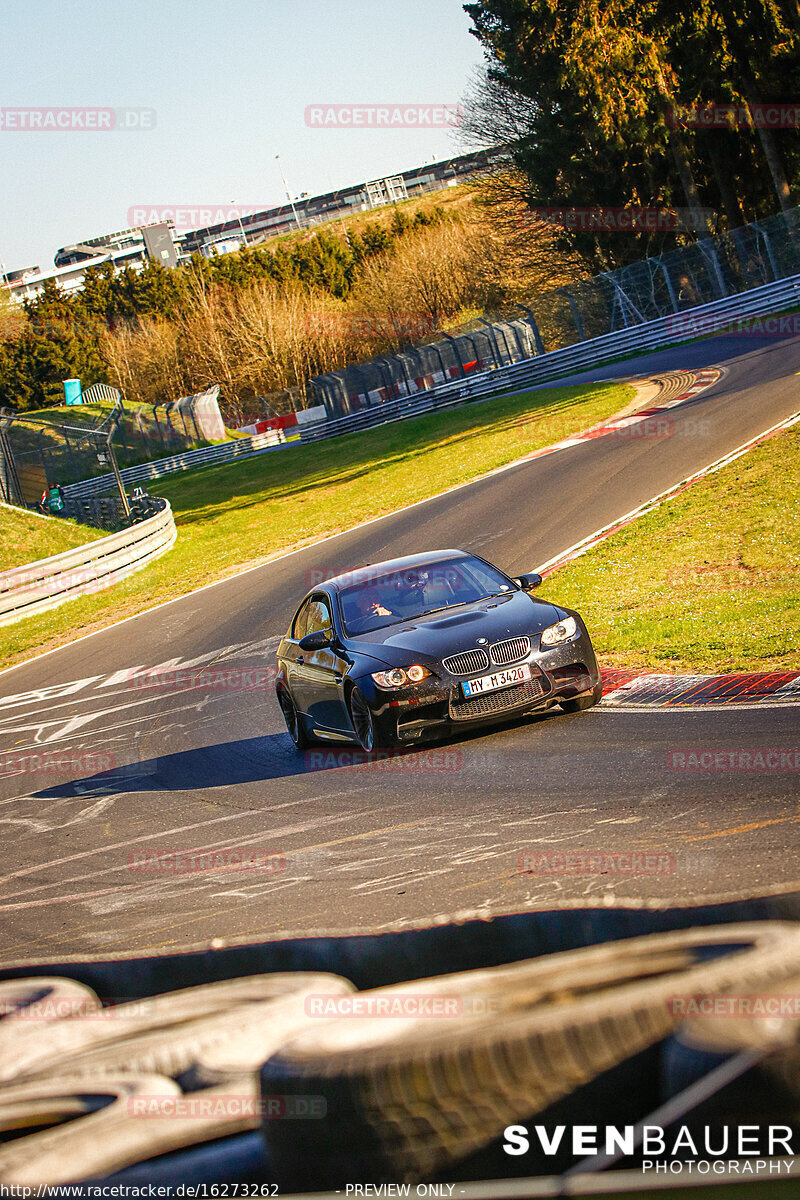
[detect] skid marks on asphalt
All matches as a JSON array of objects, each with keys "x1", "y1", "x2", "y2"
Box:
[
  {"x1": 0, "y1": 635, "x2": 281, "y2": 746},
  {"x1": 0, "y1": 637, "x2": 282, "y2": 831},
  {"x1": 0, "y1": 792, "x2": 119, "y2": 837}
]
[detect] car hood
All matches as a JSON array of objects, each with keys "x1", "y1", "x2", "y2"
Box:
[{"x1": 344, "y1": 591, "x2": 568, "y2": 666}]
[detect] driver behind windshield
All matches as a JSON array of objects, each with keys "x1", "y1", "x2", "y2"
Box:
[
  {"x1": 343, "y1": 586, "x2": 395, "y2": 634},
  {"x1": 341, "y1": 558, "x2": 513, "y2": 634}
]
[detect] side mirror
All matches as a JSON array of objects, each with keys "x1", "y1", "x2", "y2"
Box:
[
  {"x1": 299, "y1": 630, "x2": 332, "y2": 651},
  {"x1": 517, "y1": 573, "x2": 543, "y2": 591}
]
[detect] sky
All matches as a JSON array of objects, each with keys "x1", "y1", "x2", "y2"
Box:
[{"x1": 0, "y1": 0, "x2": 488, "y2": 274}]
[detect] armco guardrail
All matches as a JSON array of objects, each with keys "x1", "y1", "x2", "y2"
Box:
[
  {"x1": 0, "y1": 499, "x2": 177, "y2": 627},
  {"x1": 300, "y1": 274, "x2": 800, "y2": 443},
  {"x1": 62, "y1": 429, "x2": 287, "y2": 501}
]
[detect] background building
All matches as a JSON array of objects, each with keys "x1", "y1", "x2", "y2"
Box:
[{"x1": 2, "y1": 148, "x2": 502, "y2": 302}]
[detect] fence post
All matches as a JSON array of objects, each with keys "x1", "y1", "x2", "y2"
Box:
[
  {"x1": 507, "y1": 320, "x2": 529, "y2": 361},
  {"x1": 37, "y1": 430, "x2": 49, "y2": 483},
  {"x1": 116, "y1": 418, "x2": 130, "y2": 462},
  {"x1": 62, "y1": 428, "x2": 80, "y2": 482},
  {"x1": 460, "y1": 332, "x2": 484, "y2": 372},
  {"x1": 494, "y1": 322, "x2": 516, "y2": 364},
  {"x1": 188, "y1": 404, "x2": 202, "y2": 442},
  {"x1": 440, "y1": 332, "x2": 467, "y2": 378},
  {"x1": 105, "y1": 426, "x2": 131, "y2": 520},
  {"x1": 477, "y1": 319, "x2": 502, "y2": 368},
  {"x1": 699, "y1": 239, "x2": 729, "y2": 299},
  {"x1": 164, "y1": 403, "x2": 178, "y2": 446},
  {"x1": 0, "y1": 413, "x2": 23, "y2": 506},
  {"x1": 658, "y1": 261, "x2": 680, "y2": 312},
  {"x1": 515, "y1": 304, "x2": 546, "y2": 355},
  {"x1": 428, "y1": 345, "x2": 450, "y2": 402},
  {"x1": 558, "y1": 289, "x2": 587, "y2": 341},
  {"x1": 151, "y1": 405, "x2": 168, "y2": 451},
  {"x1": 393, "y1": 354, "x2": 415, "y2": 396},
  {"x1": 751, "y1": 223, "x2": 779, "y2": 281},
  {"x1": 374, "y1": 357, "x2": 401, "y2": 401}
]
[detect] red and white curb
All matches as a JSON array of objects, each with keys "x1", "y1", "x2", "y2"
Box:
[
  {"x1": 536, "y1": 406, "x2": 800, "y2": 579},
  {"x1": 517, "y1": 368, "x2": 721, "y2": 464},
  {"x1": 600, "y1": 670, "x2": 800, "y2": 707}
]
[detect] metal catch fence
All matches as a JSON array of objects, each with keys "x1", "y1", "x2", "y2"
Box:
[{"x1": 310, "y1": 205, "x2": 800, "y2": 419}]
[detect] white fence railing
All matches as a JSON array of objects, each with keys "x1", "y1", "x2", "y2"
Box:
[
  {"x1": 0, "y1": 500, "x2": 177, "y2": 627},
  {"x1": 62, "y1": 429, "x2": 287, "y2": 501},
  {"x1": 301, "y1": 274, "x2": 800, "y2": 442}
]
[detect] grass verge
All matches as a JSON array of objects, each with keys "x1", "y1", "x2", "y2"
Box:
[
  {"x1": 0, "y1": 380, "x2": 631, "y2": 670},
  {"x1": 0, "y1": 503, "x2": 105, "y2": 573},
  {"x1": 539, "y1": 424, "x2": 800, "y2": 673}
]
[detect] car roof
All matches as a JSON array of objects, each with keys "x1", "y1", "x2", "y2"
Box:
[{"x1": 318, "y1": 549, "x2": 472, "y2": 593}]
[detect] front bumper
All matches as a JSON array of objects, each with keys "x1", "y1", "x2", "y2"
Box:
[{"x1": 361, "y1": 627, "x2": 600, "y2": 743}]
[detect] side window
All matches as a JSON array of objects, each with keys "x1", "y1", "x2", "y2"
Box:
[
  {"x1": 291, "y1": 600, "x2": 312, "y2": 640},
  {"x1": 305, "y1": 596, "x2": 332, "y2": 635}
]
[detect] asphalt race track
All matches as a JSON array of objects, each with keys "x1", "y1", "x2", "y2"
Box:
[{"x1": 1, "y1": 332, "x2": 799, "y2": 959}]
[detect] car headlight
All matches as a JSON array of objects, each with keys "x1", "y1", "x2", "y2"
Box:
[
  {"x1": 371, "y1": 665, "x2": 430, "y2": 688},
  {"x1": 540, "y1": 616, "x2": 578, "y2": 647}
]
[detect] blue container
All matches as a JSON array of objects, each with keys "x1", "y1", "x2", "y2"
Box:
[{"x1": 63, "y1": 378, "x2": 82, "y2": 406}]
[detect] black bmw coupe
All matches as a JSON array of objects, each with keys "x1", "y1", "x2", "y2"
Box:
[{"x1": 276, "y1": 549, "x2": 602, "y2": 751}]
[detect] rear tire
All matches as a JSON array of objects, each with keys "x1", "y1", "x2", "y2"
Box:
[
  {"x1": 278, "y1": 689, "x2": 309, "y2": 750},
  {"x1": 560, "y1": 681, "x2": 602, "y2": 713}
]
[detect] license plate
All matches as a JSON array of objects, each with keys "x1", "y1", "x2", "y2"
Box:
[{"x1": 462, "y1": 664, "x2": 532, "y2": 697}]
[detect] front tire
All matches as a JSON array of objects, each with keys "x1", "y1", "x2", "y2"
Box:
[
  {"x1": 560, "y1": 681, "x2": 602, "y2": 713},
  {"x1": 348, "y1": 687, "x2": 378, "y2": 751},
  {"x1": 278, "y1": 689, "x2": 309, "y2": 750}
]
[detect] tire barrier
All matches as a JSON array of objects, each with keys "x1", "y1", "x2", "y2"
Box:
[
  {"x1": 2, "y1": 907, "x2": 800, "y2": 1188},
  {"x1": 261, "y1": 924, "x2": 800, "y2": 1189},
  {"x1": 0, "y1": 973, "x2": 353, "y2": 1184},
  {"x1": 0, "y1": 498, "x2": 176, "y2": 627},
  {"x1": 37, "y1": 978, "x2": 352, "y2": 1087},
  {"x1": 2, "y1": 971, "x2": 355, "y2": 1087},
  {"x1": 677, "y1": 971, "x2": 800, "y2": 1057},
  {"x1": 0, "y1": 1075, "x2": 183, "y2": 1186}
]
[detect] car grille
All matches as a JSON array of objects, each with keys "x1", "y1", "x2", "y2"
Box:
[
  {"x1": 490, "y1": 635, "x2": 531, "y2": 666},
  {"x1": 442, "y1": 648, "x2": 489, "y2": 676},
  {"x1": 450, "y1": 677, "x2": 546, "y2": 721}
]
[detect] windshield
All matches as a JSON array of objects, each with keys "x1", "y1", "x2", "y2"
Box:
[{"x1": 338, "y1": 557, "x2": 515, "y2": 636}]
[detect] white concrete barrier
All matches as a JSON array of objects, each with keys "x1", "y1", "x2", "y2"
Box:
[{"x1": 0, "y1": 500, "x2": 177, "y2": 627}]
